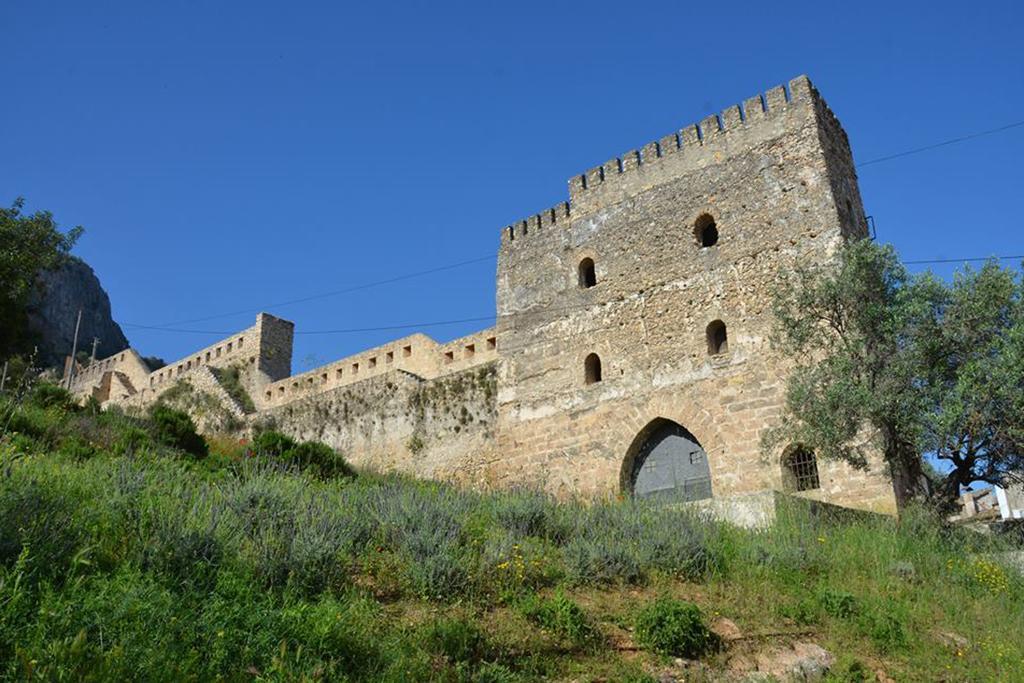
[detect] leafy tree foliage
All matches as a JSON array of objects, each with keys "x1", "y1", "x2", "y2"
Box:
[
  {"x1": 918, "y1": 261, "x2": 1024, "y2": 503},
  {"x1": 768, "y1": 239, "x2": 1024, "y2": 508},
  {"x1": 0, "y1": 198, "x2": 83, "y2": 358}
]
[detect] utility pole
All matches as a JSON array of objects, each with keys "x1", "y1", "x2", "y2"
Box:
[
  {"x1": 90, "y1": 337, "x2": 100, "y2": 364},
  {"x1": 66, "y1": 308, "x2": 82, "y2": 390}
]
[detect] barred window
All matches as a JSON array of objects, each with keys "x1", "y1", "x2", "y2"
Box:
[{"x1": 783, "y1": 446, "x2": 821, "y2": 492}]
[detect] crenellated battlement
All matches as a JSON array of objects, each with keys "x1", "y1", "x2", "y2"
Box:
[
  {"x1": 569, "y1": 76, "x2": 814, "y2": 204},
  {"x1": 500, "y1": 75, "x2": 822, "y2": 246},
  {"x1": 501, "y1": 201, "x2": 571, "y2": 245},
  {"x1": 259, "y1": 328, "x2": 498, "y2": 408}
]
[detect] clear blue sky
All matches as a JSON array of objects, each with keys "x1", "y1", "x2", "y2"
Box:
[{"x1": 2, "y1": 1, "x2": 1022, "y2": 369}]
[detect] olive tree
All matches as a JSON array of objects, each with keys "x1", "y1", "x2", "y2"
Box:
[{"x1": 767, "y1": 239, "x2": 1024, "y2": 508}]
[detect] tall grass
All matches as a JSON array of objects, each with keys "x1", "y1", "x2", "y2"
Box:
[{"x1": 0, "y1": 386, "x2": 1021, "y2": 680}]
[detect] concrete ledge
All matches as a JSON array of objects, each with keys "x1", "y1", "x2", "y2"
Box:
[{"x1": 686, "y1": 489, "x2": 885, "y2": 529}]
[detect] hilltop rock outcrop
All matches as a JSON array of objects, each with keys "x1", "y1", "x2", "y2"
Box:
[{"x1": 26, "y1": 257, "x2": 130, "y2": 368}]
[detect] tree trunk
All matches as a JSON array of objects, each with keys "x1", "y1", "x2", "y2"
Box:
[{"x1": 887, "y1": 442, "x2": 926, "y2": 510}]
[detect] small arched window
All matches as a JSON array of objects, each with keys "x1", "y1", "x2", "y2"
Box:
[
  {"x1": 782, "y1": 446, "x2": 821, "y2": 492},
  {"x1": 694, "y1": 214, "x2": 719, "y2": 247},
  {"x1": 706, "y1": 320, "x2": 728, "y2": 356},
  {"x1": 578, "y1": 257, "x2": 597, "y2": 288},
  {"x1": 584, "y1": 353, "x2": 602, "y2": 385}
]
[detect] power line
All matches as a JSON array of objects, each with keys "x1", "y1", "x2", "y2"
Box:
[
  {"x1": 120, "y1": 253, "x2": 1024, "y2": 338},
  {"x1": 857, "y1": 119, "x2": 1024, "y2": 168},
  {"x1": 123, "y1": 120, "x2": 1024, "y2": 334},
  {"x1": 904, "y1": 255, "x2": 1024, "y2": 265},
  {"x1": 123, "y1": 254, "x2": 497, "y2": 329}
]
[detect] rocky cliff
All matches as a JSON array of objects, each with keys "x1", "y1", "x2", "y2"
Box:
[{"x1": 26, "y1": 257, "x2": 130, "y2": 369}]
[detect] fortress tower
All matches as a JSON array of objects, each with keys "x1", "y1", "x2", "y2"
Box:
[
  {"x1": 68, "y1": 76, "x2": 897, "y2": 515},
  {"x1": 488, "y1": 75, "x2": 893, "y2": 511}
]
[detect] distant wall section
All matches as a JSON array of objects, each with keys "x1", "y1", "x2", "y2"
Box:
[{"x1": 260, "y1": 363, "x2": 497, "y2": 482}]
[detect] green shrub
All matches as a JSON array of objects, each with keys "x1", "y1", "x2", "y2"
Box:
[
  {"x1": 424, "y1": 617, "x2": 487, "y2": 665},
  {"x1": 285, "y1": 441, "x2": 352, "y2": 479},
  {"x1": 252, "y1": 429, "x2": 297, "y2": 457},
  {"x1": 827, "y1": 654, "x2": 872, "y2": 682},
  {"x1": 3, "y1": 403, "x2": 55, "y2": 443},
  {"x1": 112, "y1": 426, "x2": 151, "y2": 456},
  {"x1": 779, "y1": 596, "x2": 819, "y2": 626},
  {"x1": 56, "y1": 435, "x2": 98, "y2": 461},
  {"x1": 859, "y1": 607, "x2": 907, "y2": 653},
  {"x1": 819, "y1": 588, "x2": 859, "y2": 619},
  {"x1": 251, "y1": 430, "x2": 352, "y2": 479},
  {"x1": 633, "y1": 598, "x2": 718, "y2": 659},
  {"x1": 150, "y1": 405, "x2": 207, "y2": 458},
  {"x1": 28, "y1": 383, "x2": 77, "y2": 410},
  {"x1": 519, "y1": 591, "x2": 598, "y2": 647}
]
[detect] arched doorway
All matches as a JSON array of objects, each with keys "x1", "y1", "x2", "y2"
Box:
[{"x1": 622, "y1": 419, "x2": 713, "y2": 502}]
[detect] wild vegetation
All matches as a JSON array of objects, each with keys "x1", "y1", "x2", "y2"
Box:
[{"x1": 0, "y1": 380, "x2": 1021, "y2": 681}]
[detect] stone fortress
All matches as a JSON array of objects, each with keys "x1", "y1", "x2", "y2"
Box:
[{"x1": 67, "y1": 75, "x2": 898, "y2": 514}]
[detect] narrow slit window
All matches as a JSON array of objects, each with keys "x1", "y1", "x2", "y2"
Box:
[
  {"x1": 584, "y1": 353, "x2": 602, "y2": 385},
  {"x1": 578, "y1": 257, "x2": 597, "y2": 288}
]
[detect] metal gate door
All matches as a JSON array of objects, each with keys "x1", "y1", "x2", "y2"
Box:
[{"x1": 631, "y1": 422, "x2": 713, "y2": 502}]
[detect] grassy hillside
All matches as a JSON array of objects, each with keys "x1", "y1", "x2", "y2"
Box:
[{"x1": 0, "y1": 385, "x2": 1022, "y2": 681}]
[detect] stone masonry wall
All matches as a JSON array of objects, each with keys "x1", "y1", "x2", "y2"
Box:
[
  {"x1": 260, "y1": 364, "x2": 496, "y2": 482},
  {"x1": 258, "y1": 328, "x2": 497, "y2": 410}
]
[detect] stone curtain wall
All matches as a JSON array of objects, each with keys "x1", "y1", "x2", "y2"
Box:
[
  {"x1": 260, "y1": 364, "x2": 497, "y2": 482},
  {"x1": 258, "y1": 329, "x2": 497, "y2": 409},
  {"x1": 492, "y1": 75, "x2": 897, "y2": 513}
]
